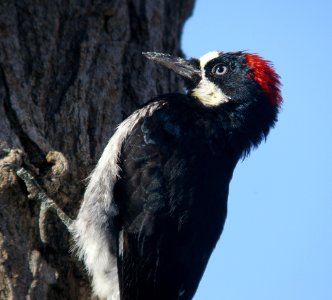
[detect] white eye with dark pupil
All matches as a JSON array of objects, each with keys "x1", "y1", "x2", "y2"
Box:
[{"x1": 212, "y1": 64, "x2": 227, "y2": 76}]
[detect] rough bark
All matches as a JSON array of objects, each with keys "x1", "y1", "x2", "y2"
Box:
[{"x1": 0, "y1": 1, "x2": 195, "y2": 299}]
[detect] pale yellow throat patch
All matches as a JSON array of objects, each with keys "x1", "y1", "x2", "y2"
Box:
[
  {"x1": 191, "y1": 78, "x2": 231, "y2": 107},
  {"x1": 191, "y1": 51, "x2": 231, "y2": 107}
]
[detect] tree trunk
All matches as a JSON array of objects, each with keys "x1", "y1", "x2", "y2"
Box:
[{"x1": 0, "y1": 1, "x2": 194, "y2": 299}]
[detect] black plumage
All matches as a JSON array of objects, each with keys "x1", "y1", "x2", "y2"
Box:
[
  {"x1": 73, "y1": 51, "x2": 281, "y2": 300},
  {"x1": 115, "y1": 96, "x2": 236, "y2": 299}
]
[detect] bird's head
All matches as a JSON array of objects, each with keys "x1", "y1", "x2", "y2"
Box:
[
  {"x1": 143, "y1": 51, "x2": 282, "y2": 153},
  {"x1": 143, "y1": 51, "x2": 282, "y2": 109}
]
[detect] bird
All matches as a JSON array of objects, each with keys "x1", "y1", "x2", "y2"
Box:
[{"x1": 71, "y1": 50, "x2": 282, "y2": 300}]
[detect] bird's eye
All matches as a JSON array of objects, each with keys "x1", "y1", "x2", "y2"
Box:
[{"x1": 212, "y1": 64, "x2": 227, "y2": 76}]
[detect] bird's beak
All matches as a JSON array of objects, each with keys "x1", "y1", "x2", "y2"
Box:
[{"x1": 143, "y1": 52, "x2": 201, "y2": 84}]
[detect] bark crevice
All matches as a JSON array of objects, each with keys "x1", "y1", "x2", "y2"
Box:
[{"x1": 0, "y1": 65, "x2": 45, "y2": 166}]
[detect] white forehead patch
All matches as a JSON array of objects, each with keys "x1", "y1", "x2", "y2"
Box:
[
  {"x1": 191, "y1": 51, "x2": 231, "y2": 107},
  {"x1": 199, "y1": 51, "x2": 220, "y2": 70}
]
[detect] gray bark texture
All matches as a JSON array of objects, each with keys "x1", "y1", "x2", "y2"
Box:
[{"x1": 0, "y1": 0, "x2": 195, "y2": 299}]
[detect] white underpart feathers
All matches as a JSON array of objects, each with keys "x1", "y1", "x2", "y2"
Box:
[
  {"x1": 191, "y1": 51, "x2": 231, "y2": 107},
  {"x1": 70, "y1": 102, "x2": 164, "y2": 300}
]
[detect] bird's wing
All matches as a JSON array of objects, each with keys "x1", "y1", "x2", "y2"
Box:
[
  {"x1": 73, "y1": 97, "x2": 230, "y2": 300},
  {"x1": 114, "y1": 102, "x2": 228, "y2": 300}
]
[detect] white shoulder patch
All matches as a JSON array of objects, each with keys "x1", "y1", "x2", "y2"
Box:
[
  {"x1": 70, "y1": 101, "x2": 164, "y2": 300},
  {"x1": 191, "y1": 51, "x2": 231, "y2": 107}
]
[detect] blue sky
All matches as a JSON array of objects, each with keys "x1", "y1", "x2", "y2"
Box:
[{"x1": 182, "y1": 0, "x2": 332, "y2": 299}]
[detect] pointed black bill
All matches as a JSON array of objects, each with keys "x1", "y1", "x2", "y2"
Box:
[{"x1": 142, "y1": 52, "x2": 201, "y2": 83}]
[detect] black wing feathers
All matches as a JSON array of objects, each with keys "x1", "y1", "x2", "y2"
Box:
[{"x1": 114, "y1": 95, "x2": 236, "y2": 300}]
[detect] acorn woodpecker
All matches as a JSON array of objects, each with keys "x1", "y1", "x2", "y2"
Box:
[{"x1": 72, "y1": 51, "x2": 282, "y2": 300}]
